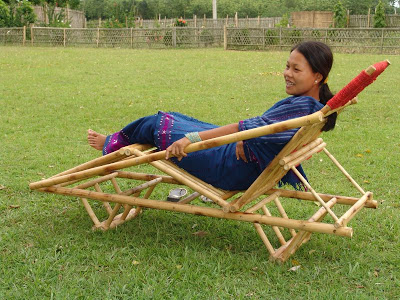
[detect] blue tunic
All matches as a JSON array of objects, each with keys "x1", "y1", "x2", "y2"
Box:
[{"x1": 103, "y1": 96, "x2": 324, "y2": 190}]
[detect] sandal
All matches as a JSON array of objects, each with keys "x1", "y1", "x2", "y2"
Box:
[{"x1": 167, "y1": 188, "x2": 188, "y2": 202}]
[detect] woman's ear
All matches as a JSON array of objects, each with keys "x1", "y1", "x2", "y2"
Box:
[{"x1": 315, "y1": 73, "x2": 323, "y2": 84}]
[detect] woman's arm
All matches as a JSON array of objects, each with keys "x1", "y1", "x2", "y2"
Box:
[{"x1": 165, "y1": 123, "x2": 244, "y2": 160}]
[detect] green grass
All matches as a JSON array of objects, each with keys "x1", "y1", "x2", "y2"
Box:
[{"x1": 1, "y1": 46, "x2": 399, "y2": 299}]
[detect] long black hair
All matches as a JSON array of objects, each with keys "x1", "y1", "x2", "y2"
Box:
[{"x1": 291, "y1": 41, "x2": 337, "y2": 131}]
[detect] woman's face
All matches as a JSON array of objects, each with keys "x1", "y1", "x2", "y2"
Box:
[{"x1": 283, "y1": 49, "x2": 322, "y2": 99}]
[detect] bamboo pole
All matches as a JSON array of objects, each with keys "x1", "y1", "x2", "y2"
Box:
[
  {"x1": 335, "y1": 192, "x2": 371, "y2": 228},
  {"x1": 81, "y1": 198, "x2": 101, "y2": 226},
  {"x1": 132, "y1": 149, "x2": 223, "y2": 197},
  {"x1": 323, "y1": 148, "x2": 365, "y2": 195},
  {"x1": 223, "y1": 25, "x2": 227, "y2": 50},
  {"x1": 291, "y1": 166, "x2": 339, "y2": 222},
  {"x1": 179, "y1": 192, "x2": 200, "y2": 204},
  {"x1": 116, "y1": 171, "x2": 179, "y2": 184},
  {"x1": 262, "y1": 205, "x2": 286, "y2": 245},
  {"x1": 229, "y1": 123, "x2": 325, "y2": 212},
  {"x1": 39, "y1": 186, "x2": 353, "y2": 237},
  {"x1": 74, "y1": 173, "x2": 118, "y2": 189},
  {"x1": 122, "y1": 177, "x2": 162, "y2": 196},
  {"x1": 283, "y1": 142, "x2": 326, "y2": 170},
  {"x1": 23, "y1": 26, "x2": 26, "y2": 46},
  {"x1": 254, "y1": 223, "x2": 275, "y2": 255},
  {"x1": 279, "y1": 138, "x2": 323, "y2": 166},
  {"x1": 159, "y1": 159, "x2": 225, "y2": 196},
  {"x1": 31, "y1": 26, "x2": 34, "y2": 46},
  {"x1": 276, "y1": 197, "x2": 338, "y2": 262},
  {"x1": 245, "y1": 192, "x2": 280, "y2": 213},
  {"x1": 51, "y1": 144, "x2": 151, "y2": 178},
  {"x1": 273, "y1": 198, "x2": 296, "y2": 238},
  {"x1": 264, "y1": 188, "x2": 378, "y2": 208},
  {"x1": 94, "y1": 183, "x2": 112, "y2": 215},
  {"x1": 30, "y1": 112, "x2": 324, "y2": 190}
]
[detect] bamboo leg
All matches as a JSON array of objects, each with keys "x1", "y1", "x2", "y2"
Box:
[
  {"x1": 290, "y1": 166, "x2": 339, "y2": 223},
  {"x1": 264, "y1": 188, "x2": 378, "y2": 208},
  {"x1": 273, "y1": 197, "x2": 296, "y2": 238},
  {"x1": 80, "y1": 198, "x2": 101, "y2": 226},
  {"x1": 262, "y1": 205, "x2": 286, "y2": 245},
  {"x1": 335, "y1": 192, "x2": 371, "y2": 228},
  {"x1": 179, "y1": 192, "x2": 200, "y2": 204},
  {"x1": 245, "y1": 192, "x2": 280, "y2": 213},
  {"x1": 274, "y1": 197, "x2": 337, "y2": 262},
  {"x1": 94, "y1": 183, "x2": 112, "y2": 215},
  {"x1": 323, "y1": 148, "x2": 366, "y2": 195},
  {"x1": 254, "y1": 223, "x2": 275, "y2": 255},
  {"x1": 40, "y1": 186, "x2": 353, "y2": 237}
]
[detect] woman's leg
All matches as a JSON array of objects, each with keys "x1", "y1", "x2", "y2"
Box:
[{"x1": 88, "y1": 114, "x2": 158, "y2": 155}]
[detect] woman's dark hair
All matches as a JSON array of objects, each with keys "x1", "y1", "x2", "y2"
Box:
[{"x1": 291, "y1": 41, "x2": 337, "y2": 131}]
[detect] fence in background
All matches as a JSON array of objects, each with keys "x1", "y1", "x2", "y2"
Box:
[
  {"x1": 0, "y1": 27, "x2": 223, "y2": 48},
  {"x1": 224, "y1": 27, "x2": 400, "y2": 54},
  {"x1": 1, "y1": 26, "x2": 400, "y2": 54}
]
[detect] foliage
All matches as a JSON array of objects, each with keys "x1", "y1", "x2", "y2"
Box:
[
  {"x1": 333, "y1": 1, "x2": 347, "y2": 28},
  {"x1": 174, "y1": 18, "x2": 186, "y2": 27},
  {"x1": 275, "y1": 13, "x2": 289, "y2": 28},
  {"x1": 0, "y1": 0, "x2": 10, "y2": 27},
  {"x1": 0, "y1": 0, "x2": 35, "y2": 27},
  {"x1": 374, "y1": 0, "x2": 387, "y2": 28},
  {"x1": 103, "y1": 18, "x2": 125, "y2": 28},
  {"x1": 264, "y1": 28, "x2": 279, "y2": 45},
  {"x1": 199, "y1": 28, "x2": 214, "y2": 45},
  {"x1": 80, "y1": 0, "x2": 399, "y2": 21}
]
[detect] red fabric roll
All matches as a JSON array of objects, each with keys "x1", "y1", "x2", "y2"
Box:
[{"x1": 326, "y1": 61, "x2": 389, "y2": 110}]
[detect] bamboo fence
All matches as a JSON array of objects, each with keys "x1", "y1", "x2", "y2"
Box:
[{"x1": 2, "y1": 26, "x2": 400, "y2": 54}]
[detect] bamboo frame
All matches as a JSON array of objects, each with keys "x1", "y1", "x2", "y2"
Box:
[{"x1": 29, "y1": 63, "x2": 387, "y2": 261}]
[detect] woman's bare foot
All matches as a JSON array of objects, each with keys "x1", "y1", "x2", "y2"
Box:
[{"x1": 87, "y1": 129, "x2": 106, "y2": 151}]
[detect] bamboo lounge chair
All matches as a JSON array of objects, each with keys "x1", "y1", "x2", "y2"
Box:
[{"x1": 29, "y1": 60, "x2": 390, "y2": 262}]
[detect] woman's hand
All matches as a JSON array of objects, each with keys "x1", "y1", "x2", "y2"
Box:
[
  {"x1": 235, "y1": 141, "x2": 248, "y2": 163},
  {"x1": 165, "y1": 137, "x2": 191, "y2": 161}
]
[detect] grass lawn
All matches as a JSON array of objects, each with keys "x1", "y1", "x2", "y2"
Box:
[{"x1": 0, "y1": 46, "x2": 399, "y2": 299}]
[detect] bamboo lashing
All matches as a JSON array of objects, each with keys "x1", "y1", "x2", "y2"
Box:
[
  {"x1": 323, "y1": 148, "x2": 366, "y2": 195},
  {"x1": 39, "y1": 185, "x2": 353, "y2": 237},
  {"x1": 29, "y1": 111, "x2": 324, "y2": 190}
]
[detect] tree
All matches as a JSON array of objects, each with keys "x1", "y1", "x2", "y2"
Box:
[
  {"x1": 374, "y1": 0, "x2": 386, "y2": 28},
  {"x1": 0, "y1": 0, "x2": 11, "y2": 27},
  {"x1": 333, "y1": 1, "x2": 347, "y2": 28}
]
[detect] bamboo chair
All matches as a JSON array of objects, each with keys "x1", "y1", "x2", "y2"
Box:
[{"x1": 29, "y1": 60, "x2": 390, "y2": 262}]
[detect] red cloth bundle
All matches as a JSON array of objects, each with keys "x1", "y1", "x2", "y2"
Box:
[{"x1": 326, "y1": 61, "x2": 389, "y2": 110}]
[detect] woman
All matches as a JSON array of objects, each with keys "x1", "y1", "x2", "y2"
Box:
[{"x1": 88, "y1": 41, "x2": 336, "y2": 191}]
